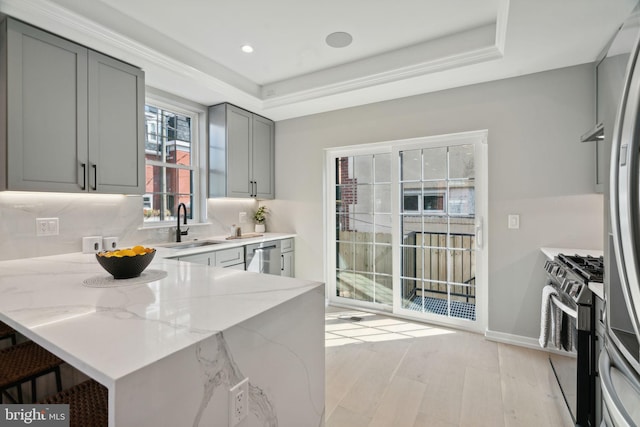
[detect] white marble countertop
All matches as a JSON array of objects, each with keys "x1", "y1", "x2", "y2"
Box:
[
  {"x1": 158, "y1": 232, "x2": 296, "y2": 258},
  {"x1": 0, "y1": 251, "x2": 321, "y2": 386}
]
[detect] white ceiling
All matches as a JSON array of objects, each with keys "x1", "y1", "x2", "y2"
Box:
[{"x1": 1, "y1": 0, "x2": 638, "y2": 120}]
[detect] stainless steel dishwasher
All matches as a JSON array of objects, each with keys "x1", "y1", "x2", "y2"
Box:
[{"x1": 245, "y1": 240, "x2": 281, "y2": 275}]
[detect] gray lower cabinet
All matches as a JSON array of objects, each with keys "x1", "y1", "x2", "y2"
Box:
[
  {"x1": 280, "y1": 238, "x2": 295, "y2": 278},
  {"x1": 214, "y1": 246, "x2": 244, "y2": 268},
  {"x1": 208, "y1": 103, "x2": 275, "y2": 199},
  {"x1": 177, "y1": 252, "x2": 211, "y2": 266},
  {"x1": 177, "y1": 246, "x2": 245, "y2": 269},
  {"x1": 175, "y1": 240, "x2": 292, "y2": 276},
  {"x1": 0, "y1": 17, "x2": 144, "y2": 194}
]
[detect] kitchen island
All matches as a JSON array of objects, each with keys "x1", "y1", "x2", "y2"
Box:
[{"x1": 0, "y1": 253, "x2": 325, "y2": 426}]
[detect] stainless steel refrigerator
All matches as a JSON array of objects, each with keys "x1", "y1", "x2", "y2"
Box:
[{"x1": 604, "y1": 8, "x2": 640, "y2": 427}]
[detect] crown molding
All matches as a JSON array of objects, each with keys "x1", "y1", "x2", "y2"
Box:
[
  {"x1": 0, "y1": 0, "x2": 261, "y2": 105},
  {"x1": 262, "y1": 45, "x2": 503, "y2": 109},
  {"x1": 0, "y1": 0, "x2": 509, "y2": 114},
  {"x1": 495, "y1": 0, "x2": 510, "y2": 54}
]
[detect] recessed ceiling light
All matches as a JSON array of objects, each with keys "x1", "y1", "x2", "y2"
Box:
[
  {"x1": 326, "y1": 32, "x2": 353, "y2": 48},
  {"x1": 241, "y1": 45, "x2": 254, "y2": 53}
]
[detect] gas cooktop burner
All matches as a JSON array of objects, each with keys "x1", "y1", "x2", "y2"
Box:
[{"x1": 558, "y1": 253, "x2": 604, "y2": 283}]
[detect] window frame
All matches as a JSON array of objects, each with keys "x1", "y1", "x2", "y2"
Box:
[
  {"x1": 402, "y1": 189, "x2": 447, "y2": 214},
  {"x1": 142, "y1": 95, "x2": 207, "y2": 227}
]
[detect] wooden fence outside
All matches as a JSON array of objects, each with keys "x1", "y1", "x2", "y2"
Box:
[{"x1": 337, "y1": 231, "x2": 476, "y2": 304}]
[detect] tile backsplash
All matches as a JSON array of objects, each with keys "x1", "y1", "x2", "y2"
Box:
[{"x1": 0, "y1": 192, "x2": 262, "y2": 261}]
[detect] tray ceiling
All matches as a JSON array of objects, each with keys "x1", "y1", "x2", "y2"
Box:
[{"x1": 1, "y1": 0, "x2": 638, "y2": 120}]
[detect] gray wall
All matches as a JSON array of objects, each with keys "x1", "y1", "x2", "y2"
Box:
[{"x1": 269, "y1": 64, "x2": 603, "y2": 340}]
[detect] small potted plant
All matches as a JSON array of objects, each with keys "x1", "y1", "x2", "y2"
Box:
[{"x1": 253, "y1": 206, "x2": 268, "y2": 233}]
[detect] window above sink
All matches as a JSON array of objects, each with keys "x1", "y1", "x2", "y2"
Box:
[{"x1": 142, "y1": 92, "x2": 208, "y2": 228}]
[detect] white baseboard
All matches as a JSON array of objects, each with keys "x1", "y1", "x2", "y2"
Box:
[{"x1": 485, "y1": 329, "x2": 576, "y2": 357}]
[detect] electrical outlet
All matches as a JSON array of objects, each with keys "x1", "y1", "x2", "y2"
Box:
[
  {"x1": 82, "y1": 236, "x2": 103, "y2": 253},
  {"x1": 103, "y1": 237, "x2": 119, "y2": 250},
  {"x1": 239, "y1": 212, "x2": 247, "y2": 224},
  {"x1": 36, "y1": 218, "x2": 59, "y2": 236},
  {"x1": 228, "y1": 378, "x2": 249, "y2": 426}
]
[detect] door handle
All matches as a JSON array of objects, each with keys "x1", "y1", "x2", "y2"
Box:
[
  {"x1": 253, "y1": 181, "x2": 257, "y2": 198},
  {"x1": 80, "y1": 163, "x2": 86, "y2": 190},
  {"x1": 281, "y1": 254, "x2": 284, "y2": 271},
  {"x1": 254, "y1": 245, "x2": 277, "y2": 253},
  {"x1": 475, "y1": 217, "x2": 483, "y2": 249},
  {"x1": 249, "y1": 180, "x2": 254, "y2": 197},
  {"x1": 600, "y1": 346, "x2": 637, "y2": 427},
  {"x1": 91, "y1": 164, "x2": 97, "y2": 191}
]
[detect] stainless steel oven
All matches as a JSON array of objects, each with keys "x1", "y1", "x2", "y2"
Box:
[{"x1": 542, "y1": 254, "x2": 604, "y2": 426}]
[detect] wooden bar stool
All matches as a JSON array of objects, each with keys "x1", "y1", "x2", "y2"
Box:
[
  {"x1": 0, "y1": 321, "x2": 17, "y2": 346},
  {"x1": 41, "y1": 379, "x2": 108, "y2": 427},
  {"x1": 0, "y1": 341, "x2": 63, "y2": 403}
]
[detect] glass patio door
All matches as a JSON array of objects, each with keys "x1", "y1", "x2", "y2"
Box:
[
  {"x1": 327, "y1": 131, "x2": 487, "y2": 330},
  {"x1": 334, "y1": 152, "x2": 393, "y2": 308},
  {"x1": 396, "y1": 142, "x2": 481, "y2": 325}
]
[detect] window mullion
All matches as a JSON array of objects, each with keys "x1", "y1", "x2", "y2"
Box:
[{"x1": 146, "y1": 160, "x2": 192, "y2": 171}]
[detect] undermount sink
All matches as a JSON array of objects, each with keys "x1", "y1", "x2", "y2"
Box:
[{"x1": 163, "y1": 240, "x2": 223, "y2": 250}]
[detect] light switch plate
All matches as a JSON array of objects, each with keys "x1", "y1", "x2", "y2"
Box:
[
  {"x1": 36, "y1": 218, "x2": 59, "y2": 236},
  {"x1": 508, "y1": 214, "x2": 520, "y2": 229}
]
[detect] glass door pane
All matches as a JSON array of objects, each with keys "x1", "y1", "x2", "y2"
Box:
[
  {"x1": 334, "y1": 153, "x2": 392, "y2": 307},
  {"x1": 400, "y1": 144, "x2": 477, "y2": 322},
  {"x1": 329, "y1": 134, "x2": 485, "y2": 331}
]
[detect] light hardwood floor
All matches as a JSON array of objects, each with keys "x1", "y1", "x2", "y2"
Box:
[{"x1": 325, "y1": 307, "x2": 574, "y2": 427}]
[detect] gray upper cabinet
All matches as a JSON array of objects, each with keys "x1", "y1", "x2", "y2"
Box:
[
  {"x1": 252, "y1": 115, "x2": 275, "y2": 199},
  {"x1": 0, "y1": 18, "x2": 144, "y2": 194},
  {"x1": 209, "y1": 103, "x2": 275, "y2": 199},
  {"x1": 2, "y1": 18, "x2": 88, "y2": 192},
  {"x1": 88, "y1": 51, "x2": 144, "y2": 194}
]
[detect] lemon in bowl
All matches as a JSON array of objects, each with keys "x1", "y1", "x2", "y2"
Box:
[{"x1": 96, "y1": 245, "x2": 155, "y2": 279}]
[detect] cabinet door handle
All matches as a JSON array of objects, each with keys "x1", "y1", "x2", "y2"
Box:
[
  {"x1": 80, "y1": 163, "x2": 86, "y2": 190},
  {"x1": 281, "y1": 254, "x2": 284, "y2": 271},
  {"x1": 254, "y1": 181, "x2": 257, "y2": 198},
  {"x1": 254, "y1": 244, "x2": 277, "y2": 252},
  {"x1": 250, "y1": 180, "x2": 255, "y2": 197},
  {"x1": 91, "y1": 164, "x2": 97, "y2": 191}
]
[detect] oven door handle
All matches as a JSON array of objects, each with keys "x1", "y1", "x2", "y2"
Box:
[{"x1": 550, "y1": 294, "x2": 577, "y2": 319}]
